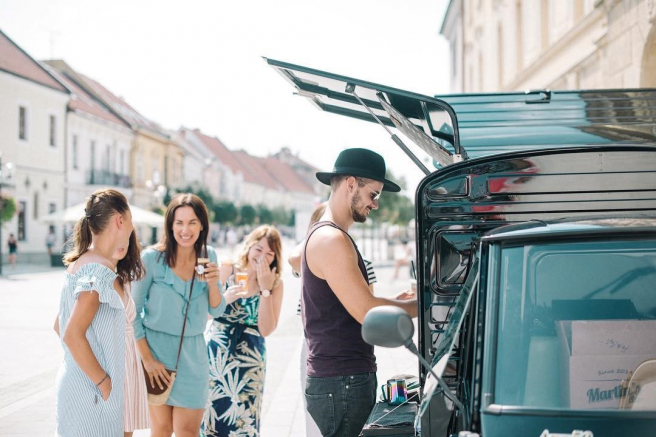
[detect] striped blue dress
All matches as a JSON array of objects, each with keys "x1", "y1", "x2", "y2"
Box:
[{"x1": 55, "y1": 263, "x2": 125, "y2": 437}]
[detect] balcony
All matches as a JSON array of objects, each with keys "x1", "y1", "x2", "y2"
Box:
[{"x1": 87, "y1": 169, "x2": 131, "y2": 188}]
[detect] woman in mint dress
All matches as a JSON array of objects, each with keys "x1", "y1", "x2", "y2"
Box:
[
  {"x1": 201, "y1": 225, "x2": 285, "y2": 437},
  {"x1": 132, "y1": 193, "x2": 227, "y2": 437},
  {"x1": 55, "y1": 189, "x2": 144, "y2": 437}
]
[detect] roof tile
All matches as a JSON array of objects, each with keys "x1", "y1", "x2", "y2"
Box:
[{"x1": 0, "y1": 30, "x2": 67, "y2": 92}]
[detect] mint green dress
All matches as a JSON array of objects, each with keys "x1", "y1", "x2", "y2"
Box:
[{"x1": 132, "y1": 247, "x2": 227, "y2": 409}]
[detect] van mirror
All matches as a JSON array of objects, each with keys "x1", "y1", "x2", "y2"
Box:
[{"x1": 362, "y1": 306, "x2": 414, "y2": 348}]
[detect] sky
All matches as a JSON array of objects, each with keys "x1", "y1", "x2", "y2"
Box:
[{"x1": 0, "y1": 0, "x2": 451, "y2": 196}]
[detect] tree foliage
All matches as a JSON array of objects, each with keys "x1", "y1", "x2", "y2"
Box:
[
  {"x1": 368, "y1": 172, "x2": 415, "y2": 225},
  {"x1": 214, "y1": 201, "x2": 238, "y2": 225},
  {"x1": 164, "y1": 185, "x2": 294, "y2": 228},
  {"x1": 0, "y1": 195, "x2": 17, "y2": 223},
  {"x1": 256, "y1": 204, "x2": 273, "y2": 225},
  {"x1": 271, "y1": 206, "x2": 291, "y2": 226},
  {"x1": 239, "y1": 204, "x2": 257, "y2": 225}
]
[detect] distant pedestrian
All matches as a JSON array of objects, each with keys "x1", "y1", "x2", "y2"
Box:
[
  {"x1": 132, "y1": 193, "x2": 227, "y2": 437},
  {"x1": 54, "y1": 189, "x2": 145, "y2": 437},
  {"x1": 226, "y1": 227, "x2": 238, "y2": 249},
  {"x1": 46, "y1": 227, "x2": 56, "y2": 256},
  {"x1": 392, "y1": 239, "x2": 415, "y2": 280},
  {"x1": 202, "y1": 225, "x2": 284, "y2": 437},
  {"x1": 7, "y1": 233, "x2": 17, "y2": 268}
]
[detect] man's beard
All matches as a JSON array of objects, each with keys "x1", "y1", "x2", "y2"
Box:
[{"x1": 351, "y1": 191, "x2": 367, "y2": 223}]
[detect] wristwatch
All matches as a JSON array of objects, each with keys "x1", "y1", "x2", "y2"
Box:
[{"x1": 259, "y1": 289, "x2": 271, "y2": 297}]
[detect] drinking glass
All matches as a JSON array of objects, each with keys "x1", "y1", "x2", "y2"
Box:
[
  {"x1": 235, "y1": 269, "x2": 248, "y2": 287},
  {"x1": 196, "y1": 247, "x2": 209, "y2": 282}
]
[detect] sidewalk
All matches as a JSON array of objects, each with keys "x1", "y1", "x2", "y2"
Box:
[
  {"x1": 0, "y1": 247, "x2": 419, "y2": 436},
  {"x1": 0, "y1": 262, "x2": 64, "y2": 277}
]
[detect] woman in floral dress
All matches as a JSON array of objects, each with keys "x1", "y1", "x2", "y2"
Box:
[{"x1": 201, "y1": 225, "x2": 284, "y2": 437}]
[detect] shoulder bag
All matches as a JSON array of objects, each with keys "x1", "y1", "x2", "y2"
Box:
[{"x1": 142, "y1": 269, "x2": 196, "y2": 405}]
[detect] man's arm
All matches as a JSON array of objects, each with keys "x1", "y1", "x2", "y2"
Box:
[
  {"x1": 306, "y1": 227, "x2": 417, "y2": 323},
  {"x1": 287, "y1": 240, "x2": 304, "y2": 275}
]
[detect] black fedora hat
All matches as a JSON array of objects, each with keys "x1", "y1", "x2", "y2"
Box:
[{"x1": 316, "y1": 148, "x2": 401, "y2": 192}]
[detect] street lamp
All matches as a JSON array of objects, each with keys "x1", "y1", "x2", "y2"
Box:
[{"x1": 0, "y1": 153, "x2": 16, "y2": 276}]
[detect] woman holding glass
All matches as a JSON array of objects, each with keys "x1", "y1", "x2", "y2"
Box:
[
  {"x1": 132, "y1": 193, "x2": 227, "y2": 437},
  {"x1": 201, "y1": 225, "x2": 285, "y2": 437}
]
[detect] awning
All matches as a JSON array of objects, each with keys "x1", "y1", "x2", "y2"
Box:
[{"x1": 40, "y1": 203, "x2": 163, "y2": 227}]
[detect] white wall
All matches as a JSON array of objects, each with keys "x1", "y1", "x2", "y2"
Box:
[
  {"x1": 0, "y1": 71, "x2": 68, "y2": 257},
  {"x1": 66, "y1": 111, "x2": 134, "y2": 207},
  {"x1": 442, "y1": 0, "x2": 655, "y2": 93}
]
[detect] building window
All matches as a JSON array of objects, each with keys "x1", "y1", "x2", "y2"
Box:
[
  {"x1": 451, "y1": 38, "x2": 457, "y2": 79},
  {"x1": 164, "y1": 156, "x2": 169, "y2": 186},
  {"x1": 49, "y1": 115, "x2": 56, "y2": 147},
  {"x1": 104, "y1": 145, "x2": 111, "y2": 172},
  {"x1": 136, "y1": 152, "x2": 144, "y2": 182},
  {"x1": 574, "y1": 0, "x2": 584, "y2": 21},
  {"x1": 19, "y1": 106, "x2": 27, "y2": 140},
  {"x1": 111, "y1": 141, "x2": 117, "y2": 173},
  {"x1": 498, "y1": 23, "x2": 504, "y2": 89},
  {"x1": 120, "y1": 150, "x2": 125, "y2": 175},
  {"x1": 478, "y1": 51, "x2": 484, "y2": 91},
  {"x1": 18, "y1": 201, "x2": 26, "y2": 241},
  {"x1": 72, "y1": 135, "x2": 78, "y2": 169},
  {"x1": 48, "y1": 202, "x2": 56, "y2": 214},
  {"x1": 541, "y1": 0, "x2": 549, "y2": 51},
  {"x1": 90, "y1": 141, "x2": 96, "y2": 171},
  {"x1": 33, "y1": 191, "x2": 39, "y2": 220},
  {"x1": 516, "y1": 0, "x2": 523, "y2": 71}
]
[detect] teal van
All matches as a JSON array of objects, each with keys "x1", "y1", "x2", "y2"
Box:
[{"x1": 266, "y1": 58, "x2": 656, "y2": 437}]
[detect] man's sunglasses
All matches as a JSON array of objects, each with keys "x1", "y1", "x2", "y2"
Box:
[{"x1": 356, "y1": 178, "x2": 382, "y2": 202}]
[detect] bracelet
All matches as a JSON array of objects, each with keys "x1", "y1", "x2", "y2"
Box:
[{"x1": 96, "y1": 372, "x2": 109, "y2": 387}]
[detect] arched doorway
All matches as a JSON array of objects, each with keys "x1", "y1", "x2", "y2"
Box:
[{"x1": 640, "y1": 24, "x2": 656, "y2": 87}]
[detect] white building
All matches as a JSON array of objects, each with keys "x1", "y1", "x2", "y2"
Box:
[
  {"x1": 44, "y1": 61, "x2": 134, "y2": 208},
  {"x1": 188, "y1": 129, "x2": 245, "y2": 203},
  {"x1": 0, "y1": 30, "x2": 69, "y2": 262},
  {"x1": 176, "y1": 127, "x2": 224, "y2": 199},
  {"x1": 440, "y1": 0, "x2": 656, "y2": 92}
]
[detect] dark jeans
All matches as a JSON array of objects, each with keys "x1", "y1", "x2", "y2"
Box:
[{"x1": 305, "y1": 372, "x2": 377, "y2": 437}]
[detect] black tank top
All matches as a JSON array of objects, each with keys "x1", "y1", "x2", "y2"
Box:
[{"x1": 301, "y1": 221, "x2": 376, "y2": 377}]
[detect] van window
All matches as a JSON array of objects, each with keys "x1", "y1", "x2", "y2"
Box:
[{"x1": 493, "y1": 238, "x2": 656, "y2": 411}]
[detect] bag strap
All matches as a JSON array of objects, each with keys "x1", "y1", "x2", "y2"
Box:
[{"x1": 173, "y1": 260, "x2": 198, "y2": 371}]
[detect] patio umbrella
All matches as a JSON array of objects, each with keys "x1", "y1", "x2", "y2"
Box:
[{"x1": 40, "y1": 202, "x2": 164, "y2": 227}]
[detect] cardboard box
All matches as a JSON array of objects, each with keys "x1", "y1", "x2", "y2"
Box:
[{"x1": 556, "y1": 319, "x2": 656, "y2": 409}]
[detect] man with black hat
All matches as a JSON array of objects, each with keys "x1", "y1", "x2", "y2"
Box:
[{"x1": 301, "y1": 148, "x2": 417, "y2": 437}]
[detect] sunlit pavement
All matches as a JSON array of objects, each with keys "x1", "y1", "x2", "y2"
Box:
[{"x1": 0, "y1": 243, "x2": 417, "y2": 436}]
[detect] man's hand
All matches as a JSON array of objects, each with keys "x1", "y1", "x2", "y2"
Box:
[{"x1": 394, "y1": 289, "x2": 416, "y2": 301}]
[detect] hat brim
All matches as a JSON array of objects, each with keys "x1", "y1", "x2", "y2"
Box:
[{"x1": 316, "y1": 171, "x2": 401, "y2": 193}]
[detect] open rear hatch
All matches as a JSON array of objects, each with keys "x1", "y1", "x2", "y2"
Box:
[
  {"x1": 265, "y1": 57, "x2": 465, "y2": 174},
  {"x1": 265, "y1": 57, "x2": 656, "y2": 173}
]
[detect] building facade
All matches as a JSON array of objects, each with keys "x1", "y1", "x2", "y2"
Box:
[
  {"x1": 70, "y1": 73, "x2": 184, "y2": 210},
  {"x1": 44, "y1": 61, "x2": 134, "y2": 208},
  {"x1": 176, "y1": 127, "x2": 224, "y2": 200},
  {"x1": 441, "y1": 0, "x2": 656, "y2": 93},
  {"x1": 1, "y1": 29, "x2": 329, "y2": 261},
  {"x1": 0, "y1": 30, "x2": 69, "y2": 262}
]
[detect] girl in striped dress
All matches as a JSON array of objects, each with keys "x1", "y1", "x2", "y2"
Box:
[{"x1": 55, "y1": 189, "x2": 144, "y2": 437}]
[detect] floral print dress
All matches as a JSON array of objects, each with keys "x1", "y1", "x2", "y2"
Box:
[{"x1": 202, "y1": 295, "x2": 265, "y2": 437}]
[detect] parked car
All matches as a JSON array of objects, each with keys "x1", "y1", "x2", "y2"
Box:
[{"x1": 266, "y1": 58, "x2": 656, "y2": 437}]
